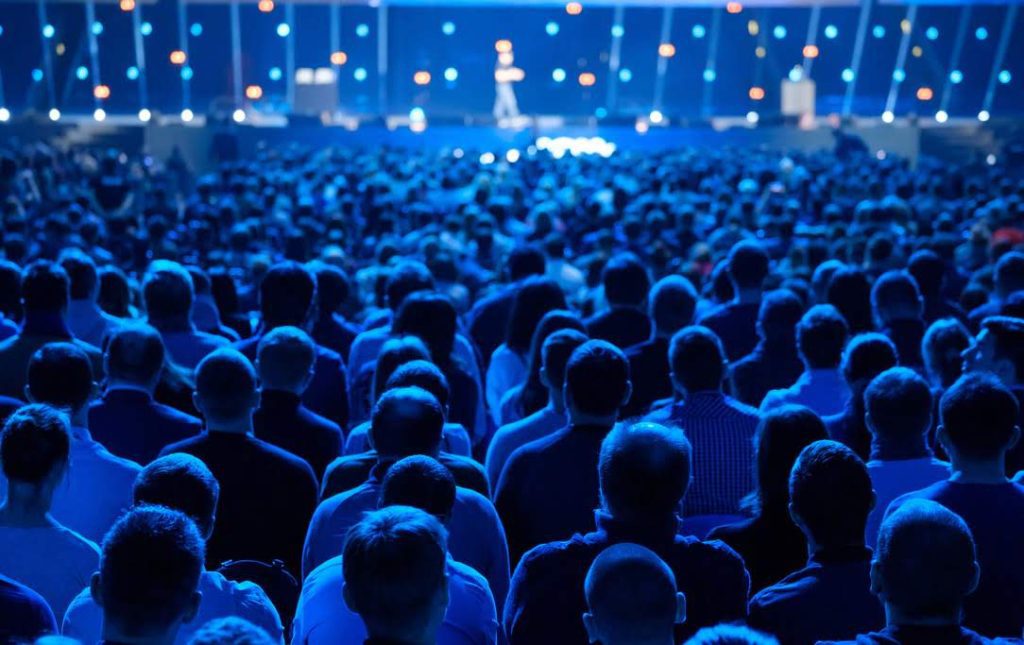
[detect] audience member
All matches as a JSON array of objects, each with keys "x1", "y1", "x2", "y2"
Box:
[
  {"x1": 827, "y1": 267, "x2": 875, "y2": 335},
  {"x1": 187, "y1": 617, "x2": 276, "y2": 645},
  {"x1": 967, "y1": 251, "x2": 1024, "y2": 330},
  {"x1": 907, "y1": 250, "x2": 966, "y2": 326},
  {"x1": 684, "y1": 625, "x2": 779, "y2": 645},
  {"x1": 729, "y1": 289, "x2": 805, "y2": 408},
  {"x1": 825, "y1": 333, "x2": 899, "y2": 460},
  {"x1": 143, "y1": 260, "x2": 230, "y2": 371},
  {"x1": 698, "y1": 241, "x2": 770, "y2": 361},
  {"x1": 59, "y1": 249, "x2": 122, "y2": 348},
  {"x1": 585, "y1": 253, "x2": 653, "y2": 350},
  {"x1": 872, "y1": 270, "x2": 926, "y2": 370},
  {"x1": 308, "y1": 261, "x2": 359, "y2": 362}
]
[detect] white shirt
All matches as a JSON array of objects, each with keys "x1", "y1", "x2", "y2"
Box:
[
  {"x1": 485, "y1": 344, "x2": 527, "y2": 426},
  {"x1": 760, "y1": 368, "x2": 851, "y2": 419},
  {"x1": 0, "y1": 522, "x2": 99, "y2": 619},
  {"x1": 867, "y1": 456, "x2": 950, "y2": 547}
]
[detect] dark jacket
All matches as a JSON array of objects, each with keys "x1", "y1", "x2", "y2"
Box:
[{"x1": 89, "y1": 388, "x2": 203, "y2": 464}]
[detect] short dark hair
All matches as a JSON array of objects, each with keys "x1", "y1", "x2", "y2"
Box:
[
  {"x1": 727, "y1": 241, "x2": 770, "y2": 289},
  {"x1": 790, "y1": 440, "x2": 873, "y2": 547},
  {"x1": 940, "y1": 373, "x2": 1020, "y2": 458},
  {"x1": 982, "y1": 316, "x2": 1024, "y2": 380},
  {"x1": 876, "y1": 499, "x2": 977, "y2": 619},
  {"x1": 841, "y1": 333, "x2": 899, "y2": 385},
  {"x1": 372, "y1": 337, "x2": 431, "y2": 405},
  {"x1": 907, "y1": 249, "x2": 945, "y2": 297},
  {"x1": 27, "y1": 342, "x2": 94, "y2": 412},
  {"x1": 585, "y1": 543, "x2": 678, "y2": 644},
  {"x1": 507, "y1": 245, "x2": 546, "y2": 281},
  {"x1": 685, "y1": 625, "x2": 780, "y2": 645},
  {"x1": 758, "y1": 289, "x2": 804, "y2": 339},
  {"x1": 649, "y1": 275, "x2": 698, "y2": 335},
  {"x1": 379, "y1": 455, "x2": 457, "y2": 520},
  {"x1": 194, "y1": 349, "x2": 258, "y2": 422},
  {"x1": 865, "y1": 367, "x2": 933, "y2": 441},
  {"x1": 669, "y1": 326, "x2": 725, "y2": 392},
  {"x1": 385, "y1": 361, "x2": 451, "y2": 409},
  {"x1": 370, "y1": 387, "x2": 445, "y2": 457},
  {"x1": 58, "y1": 249, "x2": 99, "y2": 300},
  {"x1": 542, "y1": 329, "x2": 589, "y2": 392},
  {"x1": 133, "y1": 453, "x2": 220, "y2": 538},
  {"x1": 827, "y1": 267, "x2": 874, "y2": 333},
  {"x1": 106, "y1": 323, "x2": 165, "y2": 385},
  {"x1": 751, "y1": 405, "x2": 828, "y2": 514},
  {"x1": 797, "y1": 305, "x2": 850, "y2": 369},
  {"x1": 21, "y1": 260, "x2": 70, "y2": 313},
  {"x1": 599, "y1": 422, "x2": 691, "y2": 520},
  {"x1": 602, "y1": 253, "x2": 651, "y2": 307},
  {"x1": 259, "y1": 261, "x2": 317, "y2": 327},
  {"x1": 342, "y1": 506, "x2": 447, "y2": 634},
  {"x1": 995, "y1": 251, "x2": 1024, "y2": 296},
  {"x1": 98, "y1": 506, "x2": 204, "y2": 636},
  {"x1": 143, "y1": 260, "x2": 194, "y2": 320},
  {"x1": 0, "y1": 404, "x2": 70, "y2": 484},
  {"x1": 386, "y1": 261, "x2": 435, "y2": 311},
  {"x1": 188, "y1": 617, "x2": 275, "y2": 645},
  {"x1": 871, "y1": 270, "x2": 922, "y2": 322},
  {"x1": 308, "y1": 261, "x2": 351, "y2": 312},
  {"x1": 393, "y1": 292, "x2": 458, "y2": 365},
  {"x1": 922, "y1": 319, "x2": 971, "y2": 388},
  {"x1": 565, "y1": 340, "x2": 630, "y2": 417},
  {"x1": 256, "y1": 326, "x2": 316, "y2": 391}
]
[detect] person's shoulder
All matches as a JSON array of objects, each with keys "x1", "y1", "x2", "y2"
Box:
[
  {"x1": 203, "y1": 569, "x2": 277, "y2": 609},
  {"x1": 160, "y1": 432, "x2": 206, "y2": 456},
  {"x1": 448, "y1": 558, "x2": 493, "y2": 601},
  {"x1": 442, "y1": 452, "x2": 486, "y2": 475},
  {"x1": 516, "y1": 532, "x2": 591, "y2": 572},
  {"x1": 150, "y1": 399, "x2": 203, "y2": 426},
  {"x1": 506, "y1": 427, "x2": 568, "y2": 465},
  {"x1": 88, "y1": 439, "x2": 143, "y2": 474},
  {"x1": 296, "y1": 405, "x2": 343, "y2": 435},
  {"x1": 455, "y1": 485, "x2": 497, "y2": 513},
  {"x1": 886, "y1": 481, "x2": 949, "y2": 516},
  {"x1": 314, "y1": 343, "x2": 344, "y2": 365},
  {"x1": 723, "y1": 394, "x2": 760, "y2": 418},
  {"x1": 681, "y1": 534, "x2": 747, "y2": 566},
  {"x1": 72, "y1": 338, "x2": 103, "y2": 360},
  {"x1": 53, "y1": 524, "x2": 102, "y2": 559},
  {"x1": 195, "y1": 330, "x2": 230, "y2": 347},
  {"x1": 0, "y1": 571, "x2": 56, "y2": 623},
  {"x1": 249, "y1": 436, "x2": 317, "y2": 477},
  {"x1": 749, "y1": 563, "x2": 816, "y2": 609}
]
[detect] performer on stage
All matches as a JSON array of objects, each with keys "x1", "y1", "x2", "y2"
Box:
[{"x1": 494, "y1": 45, "x2": 525, "y2": 121}]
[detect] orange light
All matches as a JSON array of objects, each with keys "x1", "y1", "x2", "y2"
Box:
[
  {"x1": 169, "y1": 50, "x2": 187, "y2": 65},
  {"x1": 802, "y1": 45, "x2": 819, "y2": 58},
  {"x1": 245, "y1": 85, "x2": 263, "y2": 100},
  {"x1": 93, "y1": 84, "x2": 111, "y2": 100},
  {"x1": 658, "y1": 43, "x2": 676, "y2": 58},
  {"x1": 413, "y1": 71, "x2": 432, "y2": 85},
  {"x1": 916, "y1": 86, "x2": 934, "y2": 101},
  {"x1": 755, "y1": 46, "x2": 766, "y2": 58},
  {"x1": 578, "y1": 72, "x2": 596, "y2": 87},
  {"x1": 726, "y1": 2, "x2": 743, "y2": 14},
  {"x1": 258, "y1": 0, "x2": 275, "y2": 12},
  {"x1": 749, "y1": 86, "x2": 765, "y2": 100},
  {"x1": 330, "y1": 51, "x2": 348, "y2": 66},
  {"x1": 565, "y1": 2, "x2": 583, "y2": 15},
  {"x1": 119, "y1": 0, "x2": 135, "y2": 11},
  {"x1": 495, "y1": 39, "x2": 513, "y2": 53}
]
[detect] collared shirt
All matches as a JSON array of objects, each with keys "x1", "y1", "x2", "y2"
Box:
[
  {"x1": 485, "y1": 405, "x2": 565, "y2": 488},
  {"x1": 865, "y1": 457, "x2": 949, "y2": 547},
  {"x1": 504, "y1": 511, "x2": 750, "y2": 644},
  {"x1": 88, "y1": 387, "x2": 203, "y2": 465},
  {"x1": 0, "y1": 573, "x2": 57, "y2": 642},
  {"x1": 343, "y1": 421, "x2": 472, "y2": 458},
  {"x1": 294, "y1": 555, "x2": 497, "y2": 645},
  {"x1": 303, "y1": 464, "x2": 510, "y2": 606},
  {"x1": 761, "y1": 368, "x2": 851, "y2": 419},
  {"x1": 748, "y1": 545, "x2": 885, "y2": 645},
  {"x1": 63, "y1": 568, "x2": 284, "y2": 644},
  {"x1": 645, "y1": 392, "x2": 759, "y2": 516}
]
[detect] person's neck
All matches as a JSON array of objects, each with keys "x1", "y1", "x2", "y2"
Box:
[
  {"x1": 948, "y1": 454, "x2": 1008, "y2": 484},
  {"x1": 101, "y1": 622, "x2": 181, "y2": 645},
  {"x1": 205, "y1": 417, "x2": 254, "y2": 436},
  {"x1": 69, "y1": 408, "x2": 90, "y2": 430},
  {"x1": 806, "y1": 535, "x2": 864, "y2": 559},
  {"x1": 365, "y1": 625, "x2": 438, "y2": 645},
  {"x1": 260, "y1": 385, "x2": 304, "y2": 398},
  {"x1": 0, "y1": 485, "x2": 56, "y2": 527},
  {"x1": 107, "y1": 379, "x2": 156, "y2": 396},
  {"x1": 871, "y1": 435, "x2": 932, "y2": 462},
  {"x1": 885, "y1": 604, "x2": 962, "y2": 629},
  {"x1": 568, "y1": 410, "x2": 618, "y2": 429},
  {"x1": 547, "y1": 390, "x2": 566, "y2": 414},
  {"x1": 21, "y1": 310, "x2": 71, "y2": 337},
  {"x1": 733, "y1": 287, "x2": 763, "y2": 305}
]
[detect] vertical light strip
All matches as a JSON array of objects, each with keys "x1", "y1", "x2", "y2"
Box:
[
  {"x1": 377, "y1": 2, "x2": 388, "y2": 115},
  {"x1": 841, "y1": 0, "x2": 872, "y2": 117},
  {"x1": 285, "y1": 1, "x2": 296, "y2": 111},
  {"x1": 230, "y1": 0, "x2": 242, "y2": 109},
  {"x1": 802, "y1": 4, "x2": 821, "y2": 76},
  {"x1": 883, "y1": 4, "x2": 917, "y2": 118},
  {"x1": 938, "y1": 5, "x2": 971, "y2": 116},
  {"x1": 85, "y1": 0, "x2": 102, "y2": 114},
  {"x1": 651, "y1": 6, "x2": 673, "y2": 112},
  {"x1": 330, "y1": 2, "x2": 341, "y2": 109},
  {"x1": 38, "y1": 0, "x2": 57, "y2": 111},
  {"x1": 606, "y1": 4, "x2": 625, "y2": 114},
  {"x1": 701, "y1": 7, "x2": 722, "y2": 118},
  {"x1": 981, "y1": 4, "x2": 1019, "y2": 117},
  {"x1": 130, "y1": 2, "x2": 148, "y2": 113},
  {"x1": 176, "y1": 0, "x2": 190, "y2": 111}
]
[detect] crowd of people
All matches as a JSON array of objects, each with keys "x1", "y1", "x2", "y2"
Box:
[{"x1": 0, "y1": 137, "x2": 1022, "y2": 645}]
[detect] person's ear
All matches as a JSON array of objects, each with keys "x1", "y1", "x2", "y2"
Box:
[
  {"x1": 89, "y1": 380, "x2": 100, "y2": 403},
  {"x1": 582, "y1": 612, "x2": 599, "y2": 644},
  {"x1": 192, "y1": 391, "x2": 205, "y2": 417},
  {"x1": 868, "y1": 489, "x2": 877, "y2": 513},
  {"x1": 620, "y1": 380, "x2": 633, "y2": 408},
  {"x1": 539, "y1": 366, "x2": 550, "y2": 389},
  {"x1": 967, "y1": 559, "x2": 981, "y2": 597},
  {"x1": 1008, "y1": 426, "x2": 1021, "y2": 452},
  {"x1": 342, "y1": 582, "x2": 357, "y2": 613},
  {"x1": 937, "y1": 425, "x2": 951, "y2": 455},
  {"x1": 249, "y1": 389, "x2": 261, "y2": 411},
  {"x1": 869, "y1": 559, "x2": 884, "y2": 597},
  {"x1": 90, "y1": 572, "x2": 103, "y2": 608},
  {"x1": 23, "y1": 385, "x2": 35, "y2": 403},
  {"x1": 181, "y1": 590, "x2": 203, "y2": 625},
  {"x1": 788, "y1": 502, "x2": 806, "y2": 534},
  {"x1": 675, "y1": 591, "x2": 687, "y2": 625}
]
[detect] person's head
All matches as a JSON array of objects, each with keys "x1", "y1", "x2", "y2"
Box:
[
  {"x1": 259, "y1": 261, "x2": 317, "y2": 328},
  {"x1": 379, "y1": 455, "x2": 457, "y2": 525},
  {"x1": 506, "y1": 245, "x2": 546, "y2": 282},
  {"x1": 937, "y1": 372, "x2": 1020, "y2": 465},
  {"x1": 143, "y1": 260, "x2": 195, "y2": 322},
  {"x1": 797, "y1": 305, "x2": 850, "y2": 370},
  {"x1": 811, "y1": 259, "x2": 844, "y2": 304},
  {"x1": 907, "y1": 249, "x2": 946, "y2": 298},
  {"x1": 602, "y1": 253, "x2": 651, "y2": 308},
  {"x1": 750, "y1": 405, "x2": 828, "y2": 515},
  {"x1": 669, "y1": 326, "x2": 726, "y2": 393},
  {"x1": 726, "y1": 241, "x2": 770, "y2": 292},
  {"x1": 26, "y1": 342, "x2": 96, "y2": 417},
  {"x1": 92, "y1": 506, "x2": 204, "y2": 643},
  {"x1": 308, "y1": 261, "x2": 350, "y2": 318},
  {"x1": 841, "y1": 333, "x2": 899, "y2": 389},
  {"x1": 0, "y1": 404, "x2": 70, "y2": 499},
  {"x1": 385, "y1": 360, "x2": 451, "y2": 414},
  {"x1": 871, "y1": 270, "x2": 923, "y2": 326},
  {"x1": 540, "y1": 329, "x2": 589, "y2": 401},
  {"x1": 255, "y1": 326, "x2": 316, "y2": 394},
  {"x1": 599, "y1": 422, "x2": 691, "y2": 522},
  {"x1": 187, "y1": 617, "x2": 275, "y2": 645},
  {"x1": 684, "y1": 625, "x2": 779, "y2": 645},
  {"x1": 789, "y1": 440, "x2": 875, "y2": 550},
  {"x1": 369, "y1": 387, "x2": 445, "y2": 458},
  {"x1": 105, "y1": 323, "x2": 166, "y2": 390},
  {"x1": 872, "y1": 500, "x2": 979, "y2": 624},
  {"x1": 342, "y1": 506, "x2": 449, "y2": 644},
  {"x1": 506, "y1": 276, "x2": 567, "y2": 353},
  {"x1": 21, "y1": 260, "x2": 70, "y2": 315},
  {"x1": 192, "y1": 349, "x2": 259, "y2": 429},
  {"x1": 994, "y1": 251, "x2": 1024, "y2": 299},
  {"x1": 827, "y1": 266, "x2": 874, "y2": 333},
  {"x1": 393, "y1": 292, "x2": 457, "y2": 366},
  {"x1": 865, "y1": 367, "x2": 932, "y2": 447},
  {"x1": 964, "y1": 316, "x2": 1024, "y2": 386},
  {"x1": 757, "y1": 289, "x2": 804, "y2": 344},
  {"x1": 649, "y1": 275, "x2": 698, "y2": 337},
  {"x1": 58, "y1": 249, "x2": 100, "y2": 301},
  {"x1": 133, "y1": 453, "x2": 220, "y2": 540},
  {"x1": 922, "y1": 318, "x2": 971, "y2": 388},
  {"x1": 565, "y1": 340, "x2": 631, "y2": 423},
  {"x1": 371, "y1": 337, "x2": 431, "y2": 405},
  {"x1": 583, "y1": 543, "x2": 685, "y2": 645},
  {"x1": 385, "y1": 261, "x2": 435, "y2": 312}
]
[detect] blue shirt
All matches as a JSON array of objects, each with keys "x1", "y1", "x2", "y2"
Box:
[
  {"x1": 485, "y1": 405, "x2": 565, "y2": 489},
  {"x1": 761, "y1": 368, "x2": 851, "y2": 419},
  {"x1": 294, "y1": 555, "x2": 498, "y2": 645},
  {"x1": 88, "y1": 387, "x2": 203, "y2": 465},
  {"x1": 0, "y1": 573, "x2": 57, "y2": 642},
  {"x1": 645, "y1": 392, "x2": 759, "y2": 516},
  {"x1": 820, "y1": 624, "x2": 1002, "y2": 645},
  {"x1": 865, "y1": 457, "x2": 949, "y2": 547},
  {"x1": 158, "y1": 327, "x2": 230, "y2": 371},
  {"x1": 697, "y1": 301, "x2": 761, "y2": 362},
  {"x1": 344, "y1": 421, "x2": 472, "y2": 458}
]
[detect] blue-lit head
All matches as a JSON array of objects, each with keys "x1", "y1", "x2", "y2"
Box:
[
  {"x1": 925, "y1": 26, "x2": 939, "y2": 41},
  {"x1": 269, "y1": 67, "x2": 283, "y2": 81},
  {"x1": 356, "y1": 23, "x2": 369, "y2": 38},
  {"x1": 546, "y1": 21, "x2": 560, "y2": 36},
  {"x1": 842, "y1": 68, "x2": 855, "y2": 83},
  {"x1": 444, "y1": 67, "x2": 458, "y2": 82},
  {"x1": 619, "y1": 68, "x2": 633, "y2": 83},
  {"x1": 949, "y1": 70, "x2": 963, "y2": 84},
  {"x1": 76, "y1": 66, "x2": 89, "y2": 81},
  {"x1": 442, "y1": 21, "x2": 455, "y2": 36},
  {"x1": 354, "y1": 67, "x2": 368, "y2": 82},
  {"x1": 91, "y1": 21, "x2": 104, "y2": 36},
  {"x1": 552, "y1": 68, "x2": 566, "y2": 83},
  {"x1": 126, "y1": 66, "x2": 140, "y2": 81},
  {"x1": 773, "y1": 25, "x2": 787, "y2": 40},
  {"x1": 42, "y1": 24, "x2": 55, "y2": 39},
  {"x1": 692, "y1": 24, "x2": 706, "y2": 39},
  {"x1": 703, "y1": 68, "x2": 716, "y2": 83},
  {"x1": 190, "y1": 23, "x2": 203, "y2": 37},
  {"x1": 140, "y1": 21, "x2": 153, "y2": 36},
  {"x1": 824, "y1": 24, "x2": 838, "y2": 40},
  {"x1": 975, "y1": 26, "x2": 988, "y2": 41},
  {"x1": 872, "y1": 25, "x2": 885, "y2": 39}
]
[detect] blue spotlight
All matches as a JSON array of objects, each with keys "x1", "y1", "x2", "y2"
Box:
[
  {"x1": 824, "y1": 24, "x2": 838, "y2": 39},
  {"x1": 949, "y1": 70, "x2": 963, "y2": 84},
  {"x1": 703, "y1": 68, "x2": 716, "y2": 82},
  {"x1": 126, "y1": 66, "x2": 139, "y2": 80},
  {"x1": 595, "y1": 107, "x2": 608, "y2": 119},
  {"x1": 190, "y1": 23, "x2": 203, "y2": 37},
  {"x1": 444, "y1": 67, "x2": 458, "y2": 82},
  {"x1": 788, "y1": 67, "x2": 803, "y2": 82},
  {"x1": 773, "y1": 25, "x2": 787, "y2": 40},
  {"x1": 75, "y1": 66, "x2": 89, "y2": 80},
  {"x1": 893, "y1": 69, "x2": 905, "y2": 82},
  {"x1": 354, "y1": 67, "x2": 368, "y2": 81},
  {"x1": 692, "y1": 24, "x2": 706, "y2": 39},
  {"x1": 872, "y1": 25, "x2": 885, "y2": 39},
  {"x1": 355, "y1": 23, "x2": 369, "y2": 38},
  {"x1": 42, "y1": 24, "x2": 55, "y2": 39},
  {"x1": 31, "y1": 68, "x2": 43, "y2": 82},
  {"x1": 552, "y1": 68, "x2": 566, "y2": 82},
  {"x1": 841, "y1": 68, "x2": 855, "y2": 83},
  {"x1": 925, "y1": 26, "x2": 938, "y2": 40},
  {"x1": 611, "y1": 25, "x2": 624, "y2": 38},
  {"x1": 181, "y1": 66, "x2": 194, "y2": 80},
  {"x1": 975, "y1": 26, "x2": 989, "y2": 41},
  {"x1": 269, "y1": 66, "x2": 283, "y2": 81},
  {"x1": 276, "y1": 23, "x2": 290, "y2": 37},
  {"x1": 618, "y1": 68, "x2": 632, "y2": 83},
  {"x1": 140, "y1": 21, "x2": 153, "y2": 36},
  {"x1": 91, "y1": 21, "x2": 104, "y2": 36},
  {"x1": 409, "y1": 107, "x2": 425, "y2": 121},
  {"x1": 546, "y1": 21, "x2": 560, "y2": 36},
  {"x1": 442, "y1": 21, "x2": 455, "y2": 36},
  {"x1": 0, "y1": 25, "x2": 4, "y2": 37},
  {"x1": 998, "y1": 70, "x2": 1011, "y2": 84}
]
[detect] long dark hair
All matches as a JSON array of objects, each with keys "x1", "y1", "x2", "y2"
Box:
[
  {"x1": 516, "y1": 310, "x2": 587, "y2": 417},
  {"x1": 745, "y1": 405, "x2": 828, "y2": 517},
  {"x1": 393, "y1": 291, "x2": 458, "y2": 370},
  {"x1": 505, "y1": 277, "x2": 567, "y2": 354}
]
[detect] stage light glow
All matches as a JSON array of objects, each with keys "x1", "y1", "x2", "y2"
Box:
[
  {"x1": 190, "y1": 23, "x2": 203, "y2": 37},
  {"x1": 138, "y1": 108, "x2": 151, "y2": 122},
  {"x1": 442, "y1": 21, "x2": 456, "y2": 36},
  {"x1": 170, "y1": 50, "x2": 187, "y2": 65},
  {"x1": 409, "y1": 121, "x2": 426, "y2": 133},
  {"x1": 258, "y1": 0, "x2": 274, "y2": 12},
  {"x1": 276, "y1": 23, "x2": 291, "y2": 37},
  {"x1": 31, "y1": 69, "x2": 43, "y2": 82},
  {"x1": 495, "y1": 39, "x2": 513, "y2": 53},
  {"x1": 413, "y1": 71, "x2": 431, "y2": 85},
  {"x1": 619, "y1": 68, "x2": 632, "y2": 82},
  {"x1": 245, "y1": 85, "x2": 263, "y2": 100},
  {"x1": 978, "y1": 110, "x2": 990, "y2": 122},
  {"x1": 755, "y1": 46, "x2": 766, "y2": 58},
  {"x1": 444, "y1": 67, "x2": 458, "y2": 82},
  {"x1": 975, "y1": 26, "x2": 988, "y2": 40},
  {"x1": 695, "y1": 68, "x2": 712, "y2": 83},
  {"x1": 892, "y1": 69, "x2": 905, "y2": 82},
  {"x1": 872, "y1": 25, "x2": 885, "y2": 39},
  {"x1": 354, "y1": 67, "x2": 368, "y2": 82},
  {"x1": 181, "y1": 66, "x2": 193, "y2": 80},
  {"x1": 658, "y1": 43, "x2": 676, "y2": 57},
  {"x1": 409, "y1": 107, "x2": 425, "y2": 122},
  {"x1": 76, "y1": 66, "x2": 89, "y2": 81},
  {"x1": 842, "y1": 68, "x2": 855, "y2": 83},
  {"x1": 91, "y1": 21, "x2": 104, "y2": 36},
  {"x1": 506, "y1": 149, "x2": 521, "y2": 163},
  {"x1": 181, "y1": 108, "x2": 194, "y2": 122},
  {"x1": 726, "y1": 2, "x2": 742, "y2": 14},
  {"x1": 93, "y1": 85, "x2": 111, "y2": 100},
  {"x1": 882, "y1": 110, "x2": 895, "y2": 123},
  {"x1": 925, "y1": 26, "x2": 938, "y2": 40},
  {"x1": 803, "y1": 45, "x2": 819, "y2": 58},
  {"x1": 42, "y1": 24, "x2": 55, "y2": 39},
  {"x1": 0, "y1": 108, "x2": 9, "y2": 122},
  {"x1": 546, "y1": 22, "x2": 560, "y2": 36},
  {"x1": 595, "y1": 107, "x2": 607, "y2": 118},
  {"x1": 824, "y1": 24, "x2": 838, "y2": 39},
  {"x1": 611, "y1": 25, "x2": 624, "y2": 38},
  {"x1": 746, "y1": 111, "x2": 759, "y2": 124},
  {"x1": 565, "y1": 2, "x2": 583, "y2": 16},
  {"x1": 987, "y1": 154, "x2": 996, "y2": 165},
  {"x1": 773, "y1": 25, "x2": 786, "y2": 40},
  {"x1": 356, "y1": 24, "x2": 370, "y2": 38},
  {"x1": 578, "y1": 72, "x2": 596, "y2": 87},
  {"x1": 480, "y1": 152, "x2": 496, "y2": 165},
  {"x1": 912, "y1": 46, "x2": 922, "y2": 58},
  {"x1": 935, "y1": 110, "x2": 948, "y2": 123},
  {"x1": 269, "y1": 67, "x2": 282, "y2": 81},
  {"x1": 330, "y1": 51, "x2": 348, "y2": 66},
  {"x1": 999, "y1": 70, "x2": 1011, "y2": 84},
  {"x1": 949, "y1": 70, "x2": 963, "y2": 84},
  {"x1": 749, "y1": 86, "x2": 765, "y2": 100},
  {"x1": 552, "y1": 68, "x2": 566, "y2": 82},
  {"x1": 48, "y1": 108, "x2": 61, "y2": 121},
  {"x1": 119, "y1": 0, "x2": 135, "y2": 10},
  {"x1": 56, "y1": 43, "x2": 65, "y2": 55},
  {"x1": 453, "y1": 148, "x2": 464, "y2": 159},
  {"x1": 692, "y1": 24, "x2": 706, "y2": 39},
  {"x1": 901, "y1": 19, "x2": 912, "y2": 34},
  {"x1": 916, "y1": 86, "x2": 933, "y2": 101},
  {"x1": 747, "y1": 20, "x2": 759, "y2": 36},
  {"x1": 141, "y1": 21, "x2": 153, "y2": 36},
  {"x1": 649, "y1": 110, "x2": 664, "y2": 124},
  {"x1": 93, "y1": 108, "x2": 106, "y2": 122},
  {"x1": 536, "y1": 135, "x2": 616, "y2": 158},
  {"x1": 788, "y1": 67, "x2": 803, "y2": 82},
  {"x1": 232, "y1": 109, "x2": 246, "y2": 123}
]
